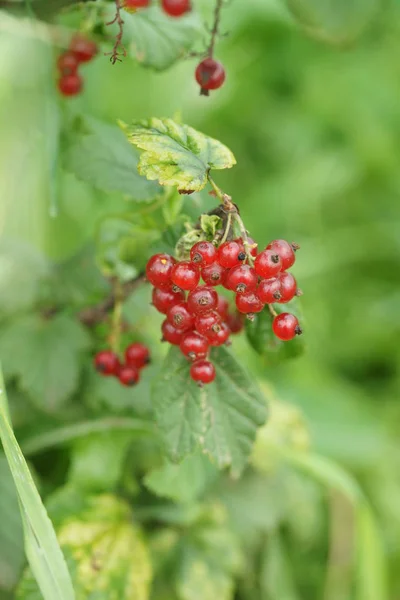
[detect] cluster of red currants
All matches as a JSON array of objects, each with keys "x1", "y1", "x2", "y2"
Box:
[
  {"x1": 124, "y1": 0, "x2": 191, "y2": 17},
  {"x1": 146, "y1": 237, "x2": 302, "y2": 385},
  {"x1": 57, "y1": 36, "x2": 98, "y2": 97},
  {"x1": 94, "y1": 343, "x2": 150, "y2": 386}
]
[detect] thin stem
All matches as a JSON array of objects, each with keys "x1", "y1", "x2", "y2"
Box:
[
  {"x1": 233, "y1": 213, "x2": 254, "y2": 266},
  {"x1": 109, "y1": 279, "x2": 123, "y2": 354},
  {"x1": 267, "y1": 304, "x2": 278, "y2": 318},
  {"x1": 219, "y1": 212, "x2": 232, "y2": 245},
  {"x1": 207, "y1": 175, "x2": 235, "y2": 211},
  {"x1": 105, "y1": 0, "x2": 126, "y2": 64},
  {"x1": 208, "y1": 0, "x2": 224, "y2": 58}
]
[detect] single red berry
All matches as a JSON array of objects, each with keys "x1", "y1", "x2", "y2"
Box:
[
  {"x1": 118, "y1": 365, "x2": 140, "y2": 386},
  {"x1": 125, "y1": 343, "x2": 150, "y2": 369},
  {"x1": 216, "y1": 295, "x2": 229, "y2": 319},
  {"x1": 146, "y1": 254, "x2": 175, "y2": 288},
  {"x1": 57, "y1": 52, "x2": 79, "y2": 74},
  {"x1": 201, "y1": 262, "x2": 226, "y2": 286},
  {"x1": 161, "y1": 320, "x2": 185, "y2": 345},
  {"x1": 170, "y1": 261, "x2": 200, "y2": 291},
  {"x1": 207, "y1": 322, "x2": 231, "y2": 346},
  {"x1": 190, "y1": 241, "x2": 217, "y2": 265},
  {"x1": 195, "y1": 58, "x2": 226, "y2": 95},
  {"x1": 194, "y1": 310, "x2": 222, "y2": 336},
  {"x1": 254, "y1": 249, "x2": 282, "y2": 279},
  {"x1": 187, "y1": 286, "x2": 218, "y2": 315},
  {"x1": 190, "y1": 359, "x2": 216, "y2": 385},
  {"x1": 167, "y1": 302, "x2": 194, "y2": 331},
  {"x1": 69, "y1": 35, "x2": 98, "y2": 63},
  {"x1": 217, "y1": 241, "x2": 245, "y2": 269},
  {"x1": 236, "y1": 292, "x2": 264, "y2": 315},
  {"x1": 94, "y1": 350, "x2": 120, "y2": 376},
  {"x1": 272, "y1": 312, "x2": 302, "y2": 341},
  {"x1": 277, "y1": 272, "x2": 297, "y2": 303},
  {"x1": 266, "y1": 239, "x2": 297, "y2": 271},
  {"x1": 123, "y1": 0, "x2": 150, "y2": 8},
  {"x1": 58, "y1": 73, "x2": 83, "y2": 96},
  {"x1": 152, "y1": 286, "x2": 185, "y2": 314},
  {"x1": 161, "y1": 0, "x2": 191, "y2": 17},
  {"x1": 180, "y1": 331, "x2": 209, "y2": 360},
  {"x1": 224, "y1": 264, "x2": 258, "y2": 294},
  {"x1": 226, "y1": 311, "x2": 244, "y2": 334},
  {"x1": 257, "y1": 277, "x2": 282, "y2": 304}
]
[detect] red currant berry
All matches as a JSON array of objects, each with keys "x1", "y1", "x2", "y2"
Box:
[
  {"x1": 124, "y1": 0, "x2": 149, "y2": 8},
  {"x1": 272, "y1": 313, "x2": 302, "y2": 341},
  {"x1": 207, "y1": 322, "x2": 231, "y2": 346},
  {"x1": 254, "y1": 249, "x2": 282, "y2": 279},
  {"x1": 69, "y1": 35, "x2": 98, "y2": 63},
  {"x1": 118, "y1": 365, "x2": 140, "y2": 386},
  {"x1": 161, "y1": 320, "x2": 185, "y2": 345},
  {"x1": 217, "y1": 241, "x2": 245, "y2": 269},
  {"x1": 162, "y1": 0, "x2": 191, "y2": 17},
  {"x1": 224, "y1": 264, "x2": 258, "y2": 294},
  {"x1": 266, "y1": 239, "x2": 296, "y2": 271},
  {"x1": 58, "y1": 73, "x2": 83, "y2": 96},
  {"x1": 277, "y1": 272, "x2": 297, "y2": 303},
  {"x1": 190, "y1": 359, "x2": 216, "y2": 385},
  {"x1": 195, "y1": 58, "x2": 226, "y2": 95},
  {"x1": 170, "y1": 261, "x2": 200, "y2": 291},
  {"x1": 190, "y1": 241, "x2": 217, "y2": 265},
  {"x1": 125, "y1": 343, "x2": 150, "y2": 369},
  {"x1": 146, "y1": 254, "x2": 175, "y2": 288},
  {"x1": 94, "y1": 350, "x2": 120, "y2": 376},
  {"x1": 236, "y1": 292, "x2": 264, "y2": 315},
  {"x1": 57, "y1": 52, "x2": 79, "y2": 74},
  {"x1": 152, "y1": 286, "x2": 184, "y2": 314},
  {"x1": 180, "y1": 331, "x2": 209, "y2": 360},
  {"x1": 216, "y1": 295, "x2": 229, "y2": 319},
  {"x1": 226, "y1": 311, "x2": 244, "y2": 334},
  {"x1": 187, "y1": 286, "x2": 218, "y2": 315},
  {"x1": 194, "y1": 311, "x2": 222, "y2": 336},
  {"x1": 167, "y1": 302, "x2": 194, "y2": 331},
  {"x1": 201, "y1": 262, "x2": 226, "y2": 286},
  {"x1": 257, "y1": 277, "x2": 282, "y2": 304}
]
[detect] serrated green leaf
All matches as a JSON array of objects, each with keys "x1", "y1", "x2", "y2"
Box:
[
  {"x1": 0, "y1": 454, "x2": 24, "y2": 591},
  {"x1": 123, "y1": 118, "x2": 236, "y2": 193},
  {"x1": 0, "y1": 314, "x2": 90, "y2": 412},
  {"x1": 152, "y1": 346, "x2": 267, "y2": 476},
  {"x1": 104, "y1": 5, "x2": 204, "y2": 71},
  {"x1": 63, "y1": 118, "x2": 161, "y2": 201},
  {"x1": 200, "y1": 214, "x2": 223, "y2": 238}
]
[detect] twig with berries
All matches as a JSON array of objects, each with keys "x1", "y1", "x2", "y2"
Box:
[
  {"x1": 195, "y1": 0, "x2": 227, "y2": 95},
  {"x1": 105, "y1": 0, "x2": 126, "y2": 64}
]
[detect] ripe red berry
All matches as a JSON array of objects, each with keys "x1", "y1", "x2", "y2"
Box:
[
  {"x1": 124, "y1": 0, "x2": 150, "y2": 8},
  {"x1": 254, "y1": 249, "x2": 282, "y2": 279},
  {"x1": 190, "y1": 241, "x2": 217, "y2": 265},
  {"x1": 161, "y1": 320, "x2": 185, "y2": 345},
  {"x1": 267, "y1": 239, "x2": 297, "y2": 271},
  {"x1": 161, "y1": 0, "x2": 191, "y2": 17},
  {"x1": 190, "y1": 360, "x2": 216, "y2": 385},
  {"x1": 195, "y1": 58, "x2": 226, "y2": 95},
  {"x1": 236, "y1": 292, "x2": 264, "y2": 315},
  {"x1": 187, "y1": 286, "x2": 218, "y2": 315},
  {"x1": 272, "y1": 313, "x2": 302, "y2": 341},
  {"x1": 58, "y1": 73, "x2": 83, "y2": 96},
  {"x1": 207, "y1": 322, "x2": 231, "y2": 346},
  {"x1": 125, "y1": 343, "x2": 150, "y2": 369},
  {"x1": 170, "y1": 261, "x2": 200, "y2": 291},
  {"x1": 224, "y1": 264, "x2": 258, "y2": 294},
  {"x1": 180, "y1": 331, "x2": 209, "y2": 360},
  {"x1": 218, "y1": 241, "x2": 245, "y2": 269},
  {"x1": 152, "y1": 286, "x2": 184, "y2": 314},
  {"x1": 216, "y1": 295, "x2": 229, "y2": 319},
  {"x1": 57, "y1": 52, "x2": 79, "y2": 74},
  {"x1": 201, "y1": 262, "x2": 226, "y2": 286},
  {"x1": 257, "y1": 277, "x2": 282, "y2": 304},
  {"x1": 69, "y1": 35, "x2": 98, "y2": 63},
  {"x1": 277, "y1": 272, "x2": 297, "y2": 303},
  {"x1": 146, "y1": 254, "x2": 175, "y2": 288},
  {"x1": 226, "y1": 311, "x2": 244, "y2": 334},
  {"x1": 194, "y1": 311, "x2": 222, "y2": 336},
  {"x1": 167, "y1": 302, "x2": 194, "y2": 331},
  {"x1": 118, "y1": 365, "x2": 140, "y2": 386},
  {"x1": 94, "y1": 350, "x2": 120, "y2": 376}
]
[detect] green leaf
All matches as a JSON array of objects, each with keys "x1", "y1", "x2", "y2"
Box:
[
  {"x1": 0, "y1": 314, "x2": 90, "y2": 412},
  {"x1": 144, "y1": 451, "x2": 217, "y2": 503},
  {"x1": 285, "y1": 0, "x2": 383, "y2": 44},
  {"x1": 122, "y1": 118, "x2": 236, "y2": 193},
  {"x1": 104, "y1": 5, "x2": 204, "y2": 71},
  {"x1": 200, "y1": 214, "x2": 223, "y2": 239},
  {"x1": 0, "y1": 454, "x2": 24, "y2": 591},
  {"x1": 0, "y1": 365, "x2": 75, "y2": 600},
  {"x1": 152, "y1": 346, "x2": 267, "y2": 476},
  {"x1": 63, "y1": 118, "x2": 161, "y2": 201}
]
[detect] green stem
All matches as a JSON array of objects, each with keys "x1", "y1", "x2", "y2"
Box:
[
  {"x1": 220, "y1": 212, "x2": 232, "y2": 245},
  {"x1": 109, "y1": 280, "x2": 123, "y2": 355},
  {"x1": 208, "y1": 175, "x2": 226, "y2": 203}
]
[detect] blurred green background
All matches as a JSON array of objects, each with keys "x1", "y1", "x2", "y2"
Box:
[{"x1": 0, "y1": 0, "x2": 400, "y2": 598}]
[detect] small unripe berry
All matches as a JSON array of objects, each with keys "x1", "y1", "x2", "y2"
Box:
[
  {"x1": 180, "y1": 331, "x2": 209, "y2": 360},
  {"x1": 170, "y1": 261, "x2": 200, "y2": 291},
  {"x1": 195, "y1": 58, "x2": 226, "y2": 95},
  {"x1": 94, "y1": 350, "x2": 119, "y2": 376},
  {"x1": 272, "y1": 313, "x2": 302, "y2": 341},
  {"x1": 190, "y1": 241, "x2": 217, "y2": 265},
  {"x1": 167, "y1": 302, "x2": 194, "y2": 331},
  {"x1": 118, "y1": 365, "x2": 140, "y2": 386},
  {"x1": 190, "y1": 359, "x2": 216, "y2": 385},
  {"x1": 146, "y1": 254, "x2": 175, "y2": 288},
  {"x1": 187, "y1": 286, "x2": 218, "y2": 315},
  {"x1": 125, "y1": 343, "x2": 150, "y2": 369}
]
